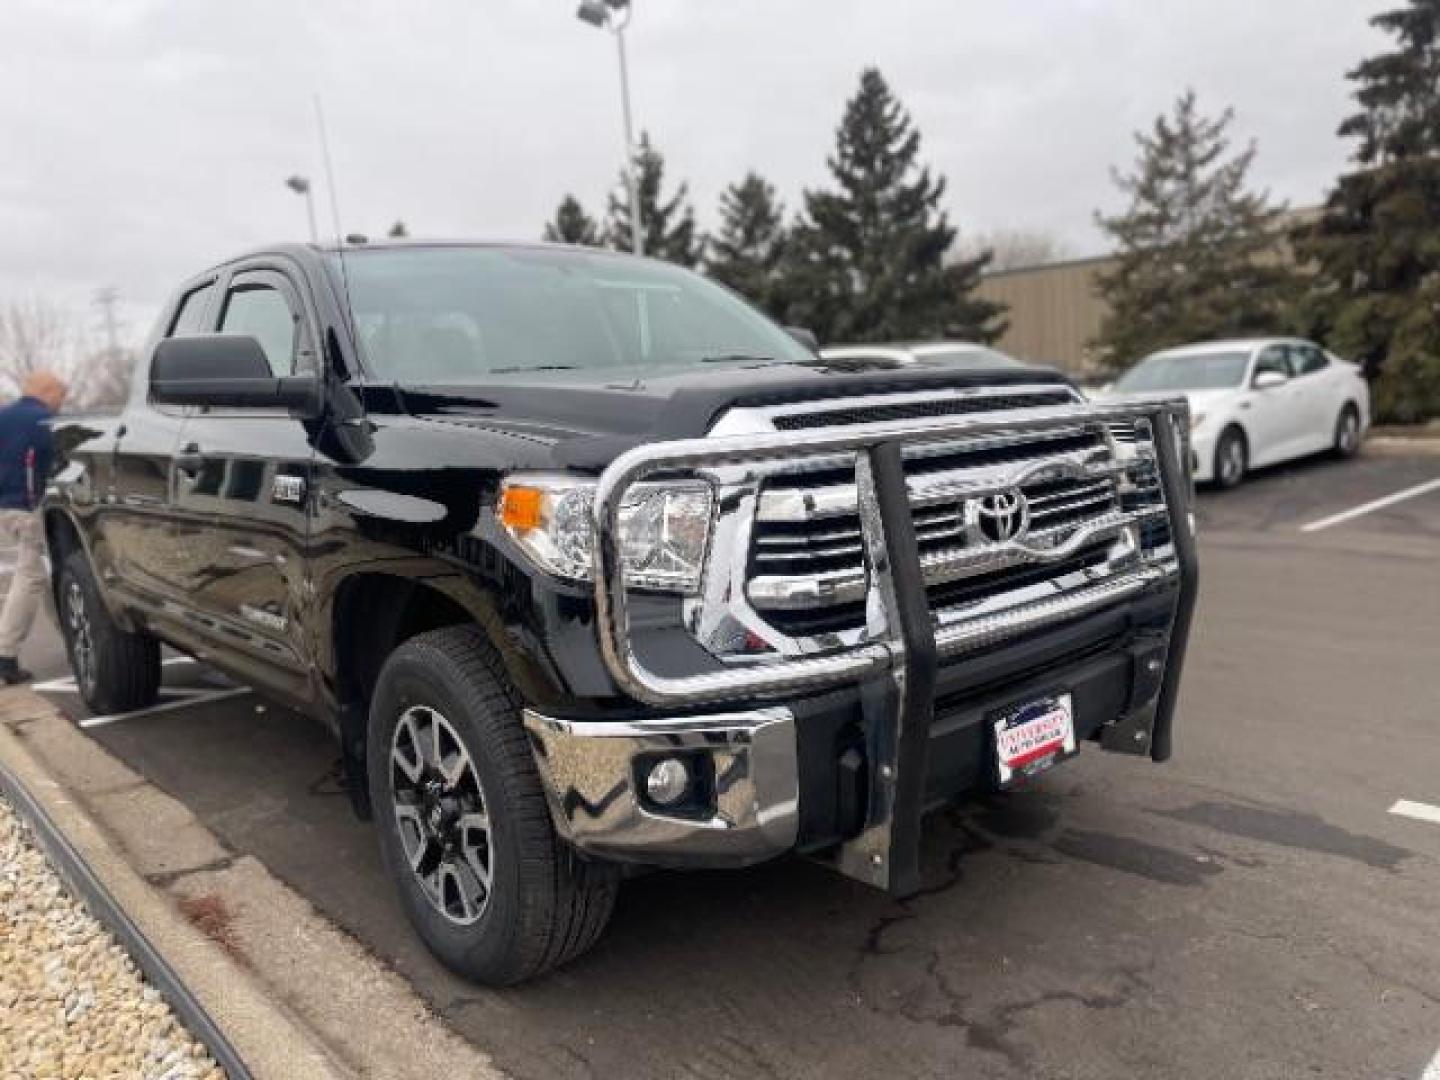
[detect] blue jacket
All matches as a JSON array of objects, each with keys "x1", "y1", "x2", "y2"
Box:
[{"x1": 0, "y1": 396, "x2": 54, "y2": 511}]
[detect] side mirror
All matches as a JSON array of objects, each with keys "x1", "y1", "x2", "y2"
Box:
[
  {"x1": 150, "y1": 335, "x2": 322, "y2": 414},
  {"x1": 1252, "y1": 370, "x2": 1289, "y2": 391},
  {"x1": 785, "y1": 326, "x2": 819, "y2": 352}
]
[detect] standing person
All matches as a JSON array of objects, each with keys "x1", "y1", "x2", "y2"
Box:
[{"x1": 0, "y1": 371, "x2": 68, "y2": 684}]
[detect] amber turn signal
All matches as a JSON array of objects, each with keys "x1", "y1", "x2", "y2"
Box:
[{"x1": 499, "y1": 485, "x2": 544, "y2": 531}]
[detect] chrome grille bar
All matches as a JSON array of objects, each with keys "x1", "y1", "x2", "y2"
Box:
[
  {"x1": 748, "y1": 505, "x2": 1165, "y2": 610},
  {"x1": 592, "y1": 399, "x2": 1190, "y2": 707}
]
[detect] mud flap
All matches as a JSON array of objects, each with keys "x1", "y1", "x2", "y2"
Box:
[{"x1": 339, "y1": 701, "x2": 373, "y2": 820}]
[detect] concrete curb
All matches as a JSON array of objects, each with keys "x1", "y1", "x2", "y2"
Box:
[
  {"x1": 0, "y1": 704, "x2": 349, "y2": 1079},
  {"x1": 1367, "y1": 435, "x2": 1440, "y2": 456},
  {"x1": 0, "y1": 690, "x2": 505, "y2": 1080}
]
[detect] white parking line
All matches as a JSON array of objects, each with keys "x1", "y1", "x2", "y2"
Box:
[
  {"x1": 78, "y1": 687, "x2": 252, "y2": 729},
  {"x1": 1390, "y1": 799, "x2": 1440, "y2": 827},
  {"x1": 1299, "y1": 478, "x2": 1440, "y2": 533},
  {"x1": 1421, "y1": 1045, "x2": 1440, "y2": 1080},
  {"x1": 32, "y1": 656, "x2": 198, "y2": 694}
]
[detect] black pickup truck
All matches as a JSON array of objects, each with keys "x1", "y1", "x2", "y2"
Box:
[{"x1": 43, "y1": 241, "x2": 1197, "y2": 984}]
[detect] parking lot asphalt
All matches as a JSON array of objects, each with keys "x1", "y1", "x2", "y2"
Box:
[{"x1": 18, "y1": 447, "x2": 1440, "y2": 1080}]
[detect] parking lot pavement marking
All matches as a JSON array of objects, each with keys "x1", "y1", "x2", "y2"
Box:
[
  {"x1": 1299, "y1": 477, "x2": 1440, "y2": 532},
  {"x1": 1390, "y1": 799, "x2": 1440, "y2": 827},
  {"x1": 78, "y1": 687, "x2": 252, "y2": 730},
  {"x1": 1422, "y1": 1046, "x2": 1440, "y2": 1080},
  {"x1": 30, "y1": 675, "x2": 79, "y2": 693},
  {"x1": 33, "y1": 657, "x2": 200, "y2": 694}
]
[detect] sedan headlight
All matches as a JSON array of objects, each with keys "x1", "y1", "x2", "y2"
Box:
[
  {"x1": 498, "y1": 475, "x2": 713, "y2": 593},
  {"x1": 1190, "y1": 411, "x2": 1208, "y2": 431}
]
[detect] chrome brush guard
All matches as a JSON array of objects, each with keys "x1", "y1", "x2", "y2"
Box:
[{"x1": 590, "y1": 398, "x2": 1198, "y2": 893}]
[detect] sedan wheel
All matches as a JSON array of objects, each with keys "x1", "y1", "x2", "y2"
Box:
[
  {"x1": 1214, "y1": 429, "x2": 1247, "y2": 490},
  {"x1": 1334, "y1": 407, "x2": 1361, "y2": 459}
]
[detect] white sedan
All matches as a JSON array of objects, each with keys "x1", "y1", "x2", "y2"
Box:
[{"x1": 1104, "y1": 338, "x2": 1371, "y2": 488}]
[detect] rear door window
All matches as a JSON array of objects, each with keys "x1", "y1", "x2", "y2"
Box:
[{"x1": 1291, "y1": 344, "x2": 1329, "y2": 376}]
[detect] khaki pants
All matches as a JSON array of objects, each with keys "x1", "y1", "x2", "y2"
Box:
[{"x1": 0, "y1": 510, "x2": 46, "y2": 658}]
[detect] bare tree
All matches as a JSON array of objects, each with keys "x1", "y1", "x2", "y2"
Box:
[
  {"x1": 67, "y1": 347, "x2": 134, "y2": 413},
  {"x1": 0, "y1": 297, "x2": 134, "y2": 413},
  {"x1": 0, "y1": 298, "x2": 77, "y2": 393},
  {"x1": 954, "y1": 228, "x2": 1073, "y2": 273}
]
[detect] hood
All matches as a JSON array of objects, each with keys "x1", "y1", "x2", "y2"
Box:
[
  {"x1": 1098, "y1": 386, "x2": 1238, "y2": 415},
  {"x1": 394, "y1": 358, "x2": 1073, "y2": 471}
]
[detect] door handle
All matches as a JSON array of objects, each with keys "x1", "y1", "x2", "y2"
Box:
[{"x1": 175, "y1": 444, "x2": 203, "y2": 476}]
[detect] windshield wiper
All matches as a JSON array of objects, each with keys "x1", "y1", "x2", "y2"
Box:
[
  {"x1": 698, "y1": 353, "x2": 790, "y2": 366},
  {"x1": 487, "y1": 364, "x2": 578, "y2": 374}
]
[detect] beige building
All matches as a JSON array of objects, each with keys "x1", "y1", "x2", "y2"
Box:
[{"x1": 976, "y1": 255, "x2": 1116, "y2": 376}]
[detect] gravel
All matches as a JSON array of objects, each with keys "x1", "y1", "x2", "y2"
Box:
[{"x1": 0, "y1": 793, "x2": 225, "y2": 1079}]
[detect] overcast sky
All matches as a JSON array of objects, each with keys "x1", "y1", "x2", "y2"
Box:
[{"x1": 2, "y1": 0, "x2": 1388, "y2": 345}]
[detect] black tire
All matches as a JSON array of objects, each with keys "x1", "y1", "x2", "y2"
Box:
[
  {"x1": 1213, "y1": 426, "x2": 1248, "y2": 490},
  {"x1": 58, "y1": 551, "x2": 161, "y2": 715},
  {"x1": 1333, "y1": 403, "x2": 1362, "y2": 459},
  {"x1": 367, "y1": 625, "x2": 619, "y2": 985}
]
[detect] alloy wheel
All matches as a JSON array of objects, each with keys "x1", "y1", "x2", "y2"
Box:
[
  {"x1": 65, "y1": 580, "x2": 96, "y2": 695},
  {"x1": 389, "y1": 704, "x2": 494, "y2": 926},
  {"x1": 1339, "y1": 412, "x2": 1359, "y2": 455},
  {"x1": 1220, "y1": 437, "x2": 1245, "y2": 486}
]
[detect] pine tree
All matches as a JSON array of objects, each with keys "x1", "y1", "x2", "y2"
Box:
[
  {"x1": 1294, "y1": 0, "x2": 1440, "y2": 423},
  {"x1": 782, "y1": 68, "x2": 1004, "y2": 344},
  {"x1": 388, "y1": 220, "x2": 409, "y2": 239},
  {"x1": 605, "y1": 132, "x2": 702, "y2": 267},
  {"x1": 542, "y1": 195, "x2": 602, "y2": 247},
  {"x1": 705, "y1": 172, "x2": 788, "y2": 315},
  {"x1": 1093, "y1": 90, "x2": 1302, "y2": 371}
]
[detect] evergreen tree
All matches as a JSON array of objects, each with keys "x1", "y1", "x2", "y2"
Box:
[
  {"x1": 1294, "y1": 0, "x2": 1440, "y2": 422},
  {"x1": 605, "y1": 132, "x2": 702, "y2": 267},
  {"x1": 542, "y1": 195, "x2": 602, "y2": 246},
  {"x1": 388, "y1": 220, "x2": 409, "y2": 238},
  {"x1": 782, "y1": 68, "x2": 1004, "y2": 344},
  {"x1": 1093, "y1": 90, "x2": 1301, "y2": 371},
  {"x1": 706, "y1": 171, "x2": 788, "y2": 314}
]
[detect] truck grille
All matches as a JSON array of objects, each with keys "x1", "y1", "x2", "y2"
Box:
[
  {"x1": 739, "y1": 406, "x2": 1171, "y2": 643},
  {"x1": 750, "y1": 468, "x2": 1117, "y2": 579}
]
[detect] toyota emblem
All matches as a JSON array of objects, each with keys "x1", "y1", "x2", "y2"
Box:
[{"x1": 970, "y1": 488, "x2": 1030, "y2": 544}]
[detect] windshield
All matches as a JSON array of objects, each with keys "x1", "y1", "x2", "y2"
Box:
[
  {"x1": 1114, "y1": 349, "x2": 1250, "y2": 392},
  {"x1": 331, "y1": 246, "x2": 814, "y2": 382}
]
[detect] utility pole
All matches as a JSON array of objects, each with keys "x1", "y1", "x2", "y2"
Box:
[
  {"x1": 93, "y1": 287, "x2": 120, "y2": 357},
  {"x1": 577, "y1": 0, "x2": 644, "y2": 257},
  {"x1": 285, "y1": 175, "x2": 320, "y2": 244}
]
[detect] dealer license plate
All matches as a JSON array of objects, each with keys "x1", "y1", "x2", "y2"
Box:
[{"x1": 993, "y1": 693, "x2": 1076, "y2": 786}]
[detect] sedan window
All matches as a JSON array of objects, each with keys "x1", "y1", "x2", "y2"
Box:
[
  {"x1": 1253, "y1": 346, "x2": 1292, "y2": 381},
  {"x1": 1291, "y1": 344, "x2": 1330, "y2": 376},
  {"x1": 1113, "y1": 350, "x2": 1249, "y2": 391}
]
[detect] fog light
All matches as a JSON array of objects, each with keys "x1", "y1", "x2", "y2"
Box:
[{"x1": 644, "y1": 757, "x2": 690, "y2": 807}]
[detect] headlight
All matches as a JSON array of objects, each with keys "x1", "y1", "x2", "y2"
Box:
[
  {"x1": 1190, "y1": 411, "x2": 1208, "y2": 430},
  {"x1": 498, "y1": 475, "x2": 713, "y2": 593}
]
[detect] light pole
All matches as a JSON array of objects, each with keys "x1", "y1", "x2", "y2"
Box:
[
  {"x1": 285, "y1": 174, "x2": 319, "y2": 244},
  {"x1": 577, "y1": 0, "x2": 644, "y2": 257}
]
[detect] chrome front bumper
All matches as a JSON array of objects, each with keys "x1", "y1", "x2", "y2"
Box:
[{"x1": 522, "y1": 706, "x2": 799, "y2": 867}]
